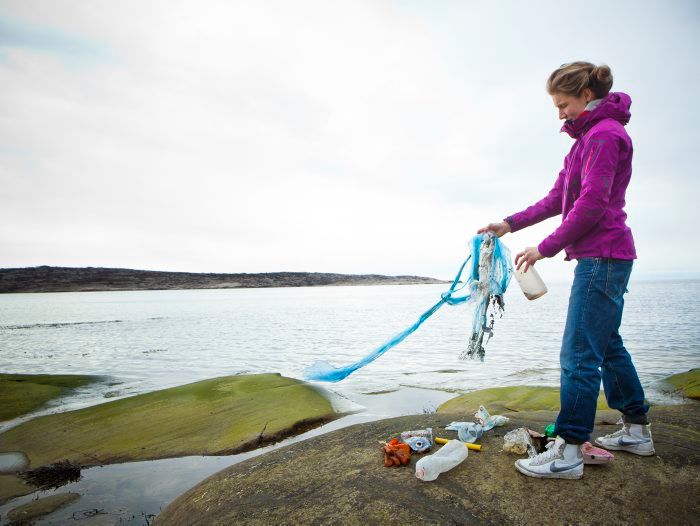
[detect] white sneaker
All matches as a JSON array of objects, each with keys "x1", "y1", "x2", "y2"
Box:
[
  {"x1": 595, "y1": 422, "x2": 655, "y2": 456},
  {"x1": 514, "y1": 436, "x2": 584, "y2": 479}
]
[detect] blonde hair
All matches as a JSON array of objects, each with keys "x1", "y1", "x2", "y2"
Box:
[{"x1": 546, "y1": 62, "x2": 613, "y2": 98}]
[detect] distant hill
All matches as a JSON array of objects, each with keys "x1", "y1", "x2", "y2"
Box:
[{"x1": 0, "y1": 266, "x2": 447, "y2": 293}]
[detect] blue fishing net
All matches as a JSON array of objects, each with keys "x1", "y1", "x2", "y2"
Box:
[{"x1": 304, "y1": 233, "x2": 512, "y2": 382}]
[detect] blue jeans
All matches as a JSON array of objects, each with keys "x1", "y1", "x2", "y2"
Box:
[{"x1": 555, "y1": 258, "x2": 649, "y2": 444}]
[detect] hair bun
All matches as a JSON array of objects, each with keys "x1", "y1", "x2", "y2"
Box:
[
  {"x1": 547, "y1": 61, "x2": 613, "y2": 98},
  {"x1": 593, "y1": 65, "x2": 612, "y2": 82}
]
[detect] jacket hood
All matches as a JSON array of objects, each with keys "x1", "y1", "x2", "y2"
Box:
[{"x1": 562, "y1": 92, "x2": 632, "y2": 138}]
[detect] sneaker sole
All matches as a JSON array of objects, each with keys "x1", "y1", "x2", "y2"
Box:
[
  {"x1": 583, "y1": 455, "x2": 613, "y2": 465},
  {"x1": 514, "y1": 461, "x2": 583, "y2": 479},
  {"x1": 594, "y1": 440, "x2": 655, "y2": 456}
]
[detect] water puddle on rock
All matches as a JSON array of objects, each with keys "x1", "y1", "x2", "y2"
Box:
[{"x1": 0, "y1": 387, "x2": 458, "y2": 525}]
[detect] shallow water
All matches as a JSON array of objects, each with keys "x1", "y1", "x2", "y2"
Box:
[{"x1": 0, "y1": 281, "x2": 698, "y2": 524}]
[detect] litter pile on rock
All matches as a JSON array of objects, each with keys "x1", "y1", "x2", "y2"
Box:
[
  {"x1": 380, "y1": 405, "x2": 512, "y2": 481},
  {"x1": 380, "y1": 404, "x2": 617, "y2": 483}
]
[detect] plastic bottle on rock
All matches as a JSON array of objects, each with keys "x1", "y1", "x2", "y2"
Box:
[{"x1": 415, "y1": 439, "x2": 468, "y2": 481}]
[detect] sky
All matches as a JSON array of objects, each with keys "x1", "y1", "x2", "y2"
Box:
[{"x1": 1, "y1": 0, "x2": 698, "y2": 281}]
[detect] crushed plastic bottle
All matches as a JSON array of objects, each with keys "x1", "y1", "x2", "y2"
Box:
[
  {"x1": 415, "y1": 439, "x2": 468, "y2": 482},
  {"x1": 457, "y1": 423, "x2": 483, "y2": 443},
  {"x1": 400, "y1": 428, "x2": 433, "y2": 453},
  {"x1": 403, "y1": 436, "x2": 432, "y2": 453}
]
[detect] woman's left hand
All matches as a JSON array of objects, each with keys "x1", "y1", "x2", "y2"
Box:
[{"x1": 514, "y1": 247, "x2": 544, "y2": 272}]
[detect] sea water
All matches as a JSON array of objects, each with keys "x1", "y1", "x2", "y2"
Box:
[{"x1": 1, "y1": 280, "x2": 698, "y2": 419}]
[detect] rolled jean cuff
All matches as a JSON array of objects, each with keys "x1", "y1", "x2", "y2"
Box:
[{"x1": 622, "y1": 413, "x2": 649, "y2": 425}]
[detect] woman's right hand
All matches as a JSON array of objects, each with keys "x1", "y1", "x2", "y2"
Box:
[{"x1": 476, "y1": 221, "x2": 511, "y2": 238}]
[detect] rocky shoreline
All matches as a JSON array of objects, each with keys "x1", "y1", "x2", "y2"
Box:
[
  {"x1": 156, "y1": 403, "x2": 700, "y2": 525},
  {"x1": 0, "y1": 370, "x2": 697, "y2": 524},
  {"x1": 0, "y1": 266, "x2": 446, "y2": 293}
]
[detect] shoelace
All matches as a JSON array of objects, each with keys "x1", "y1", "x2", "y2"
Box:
[
  {"x1": 529, "y1": 440, "x2": 561, "y2": 465},
  {"x1": 600, "y1": 423, "x2": 629, "y2": 440}
]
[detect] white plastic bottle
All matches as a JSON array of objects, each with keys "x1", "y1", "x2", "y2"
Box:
[
  {"x1": 415, "y1": 439, "x2": 468, "y2": 481},
  {"x1": 513, "y1": 265, "x2": 548, "y2": 300}
]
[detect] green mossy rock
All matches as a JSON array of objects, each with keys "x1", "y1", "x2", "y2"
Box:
[
  {"x1": 663, "y1": 369, "x2": 700, "y2": 400},
  {"x1": 0, "y1": 374, "x2": 336, "y2": 468},
  {"x1": 0, "y1": 373, "x2": 101, "y2": 422},
  {"x1": 0, "y1": 374, "x2": 336, "y2": 503},
  {"x1": 437, "y1": 385, "x2": 610, "y2": 414},
  {"x1": 7, "y1": 492, "x2": 80, "y2": 522}
]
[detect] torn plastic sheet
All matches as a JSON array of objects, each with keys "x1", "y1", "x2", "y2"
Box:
[{"x1": 462, "y1": 234, "x2": 511, "y2": 360}]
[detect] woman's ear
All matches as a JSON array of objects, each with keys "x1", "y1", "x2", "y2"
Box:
[{"x1": 583, "y1": 87, "x2": 594, "y2": 103}]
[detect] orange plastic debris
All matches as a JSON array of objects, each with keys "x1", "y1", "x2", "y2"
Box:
[{"x1": 381, "y1": 438, "x2": 412, "y2": 467}]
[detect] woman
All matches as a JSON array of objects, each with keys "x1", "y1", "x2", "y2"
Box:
[{"x1": 478, "y1": 62, "x2": 653, "y2": 480}]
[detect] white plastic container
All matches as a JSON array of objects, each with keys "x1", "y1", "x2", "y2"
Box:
[
  {"x1": 513, "y1": 265, "x2": 548, "y2": 300},
  {"x1": 415, "y1": 439, "x2": 468, "y2": 482}
]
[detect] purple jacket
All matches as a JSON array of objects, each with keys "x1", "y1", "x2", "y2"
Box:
[{"x1": 505, "y1": 92, "x2": 637, "y2": 261}]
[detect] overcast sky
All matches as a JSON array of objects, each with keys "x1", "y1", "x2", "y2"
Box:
[{"x1": 1, "y1": 0, "x2": 698, "y2": 281}]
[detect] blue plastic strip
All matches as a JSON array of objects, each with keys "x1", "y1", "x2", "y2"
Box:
[{"x1": 303, "y1": 296, "x2": 448, "y2": 383}]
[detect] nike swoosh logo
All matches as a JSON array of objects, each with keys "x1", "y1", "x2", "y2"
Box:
[
  {"x1": 618, "y1": 438, "x2": 650, "y2": 446},
  {"x1": 550, "y1": 460, "x2": 583, "y2": 472}
]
